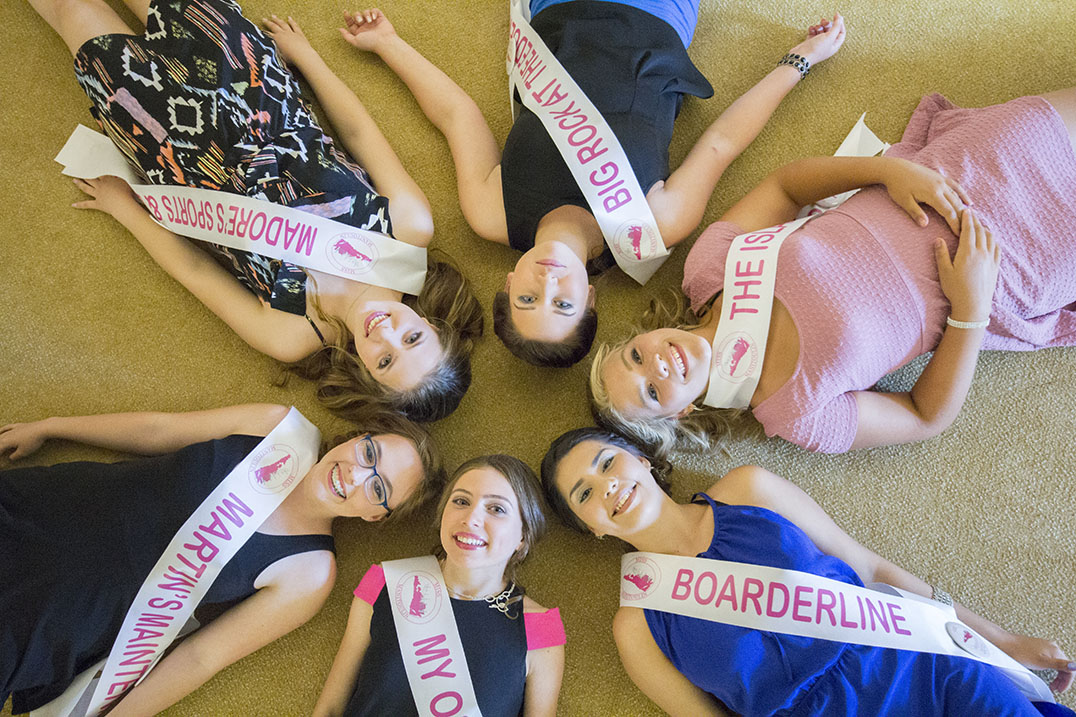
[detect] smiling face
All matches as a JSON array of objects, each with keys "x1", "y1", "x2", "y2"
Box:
[
  {"x1": 506, "y1": 241, "x2": 595, "y2": 343},
  {"x1": 553, "y1": 439, "x2": 663, "y2": 539},
  {"x1": 439, "y1": 466, "x2": 525, "y2": 573},
  {"x1": 312, "y1": 433, "x2": 424, "y2": 521},
  {"x1": 600, "y1": 328, "x2": 712, "y2": 420},
  {"x1": 349, "y1": 300, "x2": 443, "y2": 392}
]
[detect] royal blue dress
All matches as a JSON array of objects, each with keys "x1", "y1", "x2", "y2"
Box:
[{"x1": 643, "y1": 494, "x2": 1071, "y2": 716}]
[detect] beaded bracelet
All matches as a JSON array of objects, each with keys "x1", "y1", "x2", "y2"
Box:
[
  {"x1": 946, "y1": 316, "x2": 990, "y2": 330},
  {"x1": 931, "y1": 585, "x2": 954, "y2": 607},
  {"x1": 778, "y1": 52, "x2": 810, "y2": 80}
]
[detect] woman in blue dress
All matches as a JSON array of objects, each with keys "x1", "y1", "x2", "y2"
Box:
[{"x1": 540, "y1": 427, "x2": 1074, "y2": 716}]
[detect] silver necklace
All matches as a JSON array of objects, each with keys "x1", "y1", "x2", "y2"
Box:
[{"x1": 447, "y1": 582, "x2": 520, "y2": 619}]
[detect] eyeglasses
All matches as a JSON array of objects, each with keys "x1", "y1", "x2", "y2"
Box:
[{"x1": 356, "y1": 435, "x2": 392, "y2": 517}]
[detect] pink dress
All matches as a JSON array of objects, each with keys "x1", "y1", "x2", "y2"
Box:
[{"x1": 683, "y1": 94, "x2": 1076, "y2": 453}]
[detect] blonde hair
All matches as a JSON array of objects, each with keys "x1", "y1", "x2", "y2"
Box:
[{"x1": 587, "y1": 292, "x2": 756, "y2": 460}]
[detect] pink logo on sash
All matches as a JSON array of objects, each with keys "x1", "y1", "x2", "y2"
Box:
[
  {"x1": 326, "y1": 232, "x2": 378, "y2": 276},
  {"x1": 393, "y1": 570, "x2": 443, "y2": 625},
  {"x1": 946, "y1": 622, "x2": 989, "y2": 658},
  {"x1": 715, "y1": 331, "x2": 759, "y2": 384},
  {"x1": 613, "y1": 220, "x2": 658, "y2": 262},
  {"x1": 622, "y1": 556, "x2": 661, "y2": 601},
  {"x1": 247, "y1": 444, "x2": 299, "y2": 494}
]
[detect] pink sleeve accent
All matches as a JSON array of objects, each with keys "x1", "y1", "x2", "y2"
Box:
[
  {"x1": 524, "y1": 608, "x2": 566, "y2": 650},
  {"x1": 682, "y1": 222, "x2": 742, "y2": 314},
  {"x1": 353, "y1": 564, "x2": 386, "y2": 605},
  {"x1": 760, "y1": 392, "x2": 859, "y2": 454}
]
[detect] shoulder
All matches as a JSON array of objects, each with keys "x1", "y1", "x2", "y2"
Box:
[
  {"x1": 523, "y1": 595, "x2": 566, "y2": 650},
  {"x1": 612, "y1": 605, "x2": 648, "y2": 641},
  {"x1": 706, "y1": 465, "x2": 786, "y2": 506},
  {"x1": 231, "y1": 404, "x2": 293, "y2": 437},
  {"x1": 522, "y1": 594, "x2": 551, "y2": 614},
  {"x1": 255, "y1": 549, "x2": 336, "y2": 617}
]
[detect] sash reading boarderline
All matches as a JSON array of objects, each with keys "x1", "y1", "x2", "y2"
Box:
[{"x1": 54, "y1": 125, "x2": 427, "y2": 296}]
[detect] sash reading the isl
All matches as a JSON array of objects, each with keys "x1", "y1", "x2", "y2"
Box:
[
  {"x1": 621, "y1": 552, "x2": 1054, "y2": 703},
  {"x1": 382, "y1": 556, "x2": 483, "y2": 717},
  {"x1": 54, "y1": 125, "x2": 427, "y2": 295},
  {"x1": 506, "y1": 0, "x2": 668, "y2": 285},
  {"x1": 32, "y1": 408, "x2": 321, "y2": 717}
]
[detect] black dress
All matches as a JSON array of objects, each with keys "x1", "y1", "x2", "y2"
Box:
[
  {"x1": 0, "y1": 434, "x2": 334, "y2": 712},
  {"x1": 500, "y1": 0, "x2": 713, "y2": 258}
]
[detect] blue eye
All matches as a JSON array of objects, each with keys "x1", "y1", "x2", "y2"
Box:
[
  {"x1": 555, "y1": 300, "x2": 573, "y2": 310},
  {"x1": 377, "y1": 355, "x2": 391, "y2": 370},
  {"x1": 518, "y1": 295, "x2": 536, "y2": 304},
  {"x1": 406, "y1": 331, "x2": 422, "y2": 344},
  {"x1": 647, "y1": 384, "x2": 658, "y2": 402}
]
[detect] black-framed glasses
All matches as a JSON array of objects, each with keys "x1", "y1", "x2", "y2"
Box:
[{"x1": 356, "y1": 435, "x2": 391, "y2": 517}]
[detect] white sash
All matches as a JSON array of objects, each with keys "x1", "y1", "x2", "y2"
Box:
[
  {"x1": 32, "y1": 407, "x2": 321, "y2": 717},
  {"x1": 382, "y1": 556, "x2": 483, "y2": 717},
  {"x1": 621, "y1": 552, "x2": 1054, "y2": 703},
  {"x1": 506, "y1": 0, "x2": 668, "y2": 284},
  {"x1": 54, "y1": 125, "x2": 427, "y2": 295}
]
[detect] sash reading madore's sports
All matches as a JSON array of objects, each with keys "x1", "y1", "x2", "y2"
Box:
[
  {"x1": 621, "y1": 552, "x2": 1055, "y2": 703},
  {"x1": 506, "y1": 0, "x2": 668, "y2": 285},
  {"x1": 54, "y1": 125, "x2": 426, "y2": 295},
  {"x1": 382, "y1": 556, "x2": 483, "y2": 717},
  {"x1": 32, "y1": 408, "x2": 321, "y2": 717}
]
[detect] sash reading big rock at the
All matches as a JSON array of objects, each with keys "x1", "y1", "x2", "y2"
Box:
[
  {"x1": 54, "y1": 125, "x2": 427, "y2": 295},
  {"x1": 620, "y1": 552, "x2": 1055, "y2": 703},
  {"x1": 32, "y1": 408, "x2": 321, "y2": 717},
  {"x1": 382, "y1": 556, "x2": 483, "y2": 717},
  {"x1": 506, "y1": 0, "x2": 669, "y2": 284}
]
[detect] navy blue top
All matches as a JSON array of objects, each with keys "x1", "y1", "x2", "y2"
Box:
[
  {"x1": 643, "y1": 494, "x2": 1065, "y2": 716},
  {"x1": 1, "y1": 435, "x2": 333, "y2": 712}
]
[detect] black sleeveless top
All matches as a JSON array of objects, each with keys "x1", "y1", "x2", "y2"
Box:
[
  {"x1": 501, "y1": 0, "x2": 713, "y2": 254},
  {"x1": 0, "y1": 435, "x2": 334, "y2": 712},
  {"x1": 344, "y1": 584, "x2": 529, "y2": 716}
]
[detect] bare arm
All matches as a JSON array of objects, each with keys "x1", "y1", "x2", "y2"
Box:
[
  {"x1": 262, "y1": 16, "x2": 433, "y2": 247},
  {"x1": 651, "y1": 15, "x2": 847, "y2": 246},
  {"x1": 522, "y1": 598, "x2": 565, "y2": 717},
  {"x1": 715, "y1": 465, "x2": 1074, "y2": 691},
  {"x1": 72, "y1": 177, "x2": 321, "y2": 362},
  {"x1": 612, "y1": 607, "x2": 730, "y2": 716},
  {"x1": 0, "y1": 404, "x2": 290, "y2": 460},
  {"x1": 111, "y1": 551, "x2": 336, "y2": 716},
  {"x1": 313, "y1": 595, "x2": 375, "y2": 717},
  {"x1": 849, "y1": 210, "x2": 998, "y2": 450},
  {"x1": 340, "y1": 10, "x2": 508, "y2": 244}
]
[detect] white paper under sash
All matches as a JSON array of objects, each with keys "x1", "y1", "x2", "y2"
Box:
[
  {"x1": 382, "y1": 556, "x2": 483, "y2": 717},
  {"x1": 54, "y1": 125, "x2": 426, "y2": 295},
  {"x1": 33, "y1": 407, "x2": 321, "y2": 717},
  {"x1": 621, "y1": 552, "x2": 1054, "y2": 703},
  {"x1": 506, "y1": 0, "x2": 668, "y2": 284}
]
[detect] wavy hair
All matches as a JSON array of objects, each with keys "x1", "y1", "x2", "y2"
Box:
[
  {"x1": 293, "y1": 255, "x2": 484, "y2": 423},
  {"x1": 587, "y1": 292, "x2": 755, "y2": 461},
  {"x1": 492, "y1": 290, "x2": 597, "y2": 368},
  {"x1": 539, "y1": 426, "x2": 671, "y2": 534}
]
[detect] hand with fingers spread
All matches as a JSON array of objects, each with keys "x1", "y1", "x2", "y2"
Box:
[
  {"x1": 71, "y1": 175, "x2": 140, "y2": 218},
  {"x1": 1000, "y1": 633, "x2": 1075, "y2": 693},
  {"x1": 0, "y1": 421, "x2": 51, "y2": 461},
  {"x1": 789, "y1": 13, "x2": 846, "y2": 67},
  {"x1": 884, "y1": 158, "x2": 971, "y2": 235},
  {"x1": 935, "y1": 209, "x2": 1001, "y2": 323},
  {"x1": 262, "y1": 14, "x2": 317, "y2": 66},
  {"x1": 340, "y1": 8, "x2": 397, "y2": 54}
]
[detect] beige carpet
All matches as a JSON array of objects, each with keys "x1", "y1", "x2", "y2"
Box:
[{"x1": 3, "y1": 0, "x2": 1075, "y2": 714}]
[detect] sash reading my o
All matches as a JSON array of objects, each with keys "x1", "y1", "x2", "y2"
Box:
[
  {"x1": 382, "y1": 556, "x2": 484, "y2": 717},
  {"x1": 32, "y1": 408, "x2": 321, "y2": 717},
  {"x1": 55, "y1": 125, "x2": 427, "y2": 295},
  {"x1": 620, "y1": 552, "x2": 1054, "y2": 704},
  {"x1": 506, "y1": 0, "x2": 668, "y2": 285}
]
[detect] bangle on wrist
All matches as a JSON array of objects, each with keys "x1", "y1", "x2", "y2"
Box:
[
  {"x1": 946, "y1": 315, "x2": 990, "y2": 330},
  {"x1": 931, "y1": 585, "x2": 954, "y2": 607},
  {"x1": 778, "y1": 52, "x2": 810, "y2": 80}
]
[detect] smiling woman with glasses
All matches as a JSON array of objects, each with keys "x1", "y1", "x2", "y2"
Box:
[{"x1": 0, "y1": 403, "x2": 444, "y2": 716}]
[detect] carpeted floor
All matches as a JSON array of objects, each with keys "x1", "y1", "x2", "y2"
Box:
[{"x1": 2, "y1": 0, "x2": 1075, "y2": 714}]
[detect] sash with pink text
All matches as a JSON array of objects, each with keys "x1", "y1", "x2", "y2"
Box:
[
  {"x1": 54, "y1": 125, "x2": 427, "y2": 295},
  {"x1": 382, "y1": 556, "x2": 483, "y2": 717},
  {"x1": 506, "y1": 0, "x2": 668, "y2": 284},
  {"x1": 621, "y1": 552, "x2": 1054, "y2": 703},
  {"x1": 34, "y1": 408, "x2": 320, "y2": 717}
]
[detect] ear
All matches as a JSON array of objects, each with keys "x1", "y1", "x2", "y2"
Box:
[
  {"x1": 635, "y1": 453, "x2": 651, "y2": 469},
  {"x1": 504, "y1": 273, "x2": 513, "y2": 293},
  {"x1": 365, "y1": 512, "x2": 386, "y2": 523},
  {"x1": 586, "y1": 284, "x2": 596, "y2": 308},
  {"x1": 676, "y1": 403, "x2": 698, "y2": 419}
]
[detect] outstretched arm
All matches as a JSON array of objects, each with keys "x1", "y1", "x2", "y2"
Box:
[
  {"x1": 71, "y1": 176, "x2": 321, "y2": 362},
  {"x1": 650, "y1": 15, "x2": 847, "y2": 246},
  {"x1": 313, "y1": 595, "x2": 375, "y2": 717},
  {"x1": 716, "y1": 465, "x2": 1074, "y2": 692},
  {"x1": 0, "y1": 404, "x2": 289, "y2": 460},
  {"x1": 340, "y1": 10, "x2": 508, "y2": 244},
  {"x1": 850, "y1": 209, "x2": 998, "y2": 450},
  {"x1": 262, "y1": 15, "x2": 433, "y2": 247}
]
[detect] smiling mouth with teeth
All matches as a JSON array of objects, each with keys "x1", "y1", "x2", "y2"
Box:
[
  {"x1": 670, "y1": 344, "x2": 687, "y2": 379},
  {"x1": 330, "y1": 463, "x2": 347, "y2": 499},
  {"x1": 454, "y1": 533, "x2": 488, "y2": 549},
  {"x1": 364, "y1": 312, "x2": 389, "y2": 337},
  {"x1": 612, "y1": 484, "x2": 636, "y2": 516}
]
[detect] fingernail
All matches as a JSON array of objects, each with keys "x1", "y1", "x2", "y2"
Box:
[{"x1": 1068, "y1": 662, "x2": 1076, "y2": 670}]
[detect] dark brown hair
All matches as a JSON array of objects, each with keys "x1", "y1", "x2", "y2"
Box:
[{"x1": 492, "y1": 290, "x2": 597, "y2": 368}]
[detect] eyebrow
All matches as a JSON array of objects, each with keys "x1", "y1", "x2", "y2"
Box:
[
  {"x1": 451, "y1": 488, "x2": 513, "y2": 502},
  {"x1": 619, "y1": 346, "x2": 650, "y2": 407}
]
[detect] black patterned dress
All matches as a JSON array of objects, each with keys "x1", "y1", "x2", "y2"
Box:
[{"x1": 73, "y1": 0, "x2": 393, "y2": 318}]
